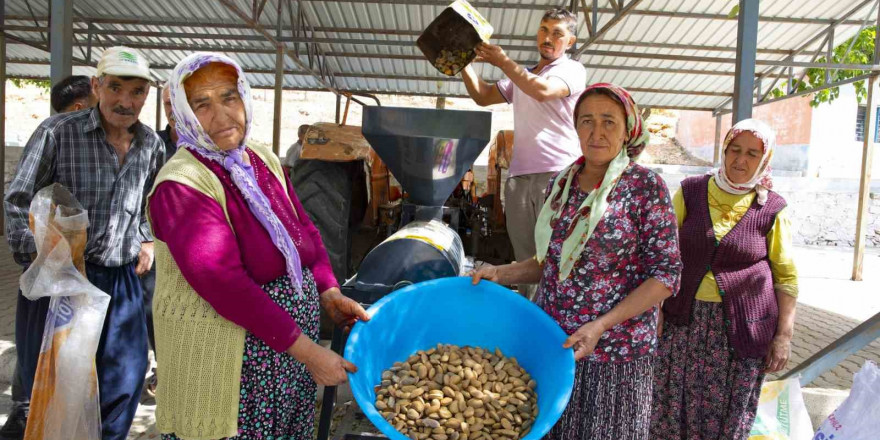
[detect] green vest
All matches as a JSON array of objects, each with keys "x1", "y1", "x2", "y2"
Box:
[{"x1": 147, "y1": 144, "x2": 290, "y2": 439}]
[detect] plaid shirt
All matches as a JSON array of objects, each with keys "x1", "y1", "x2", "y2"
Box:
[{"x1": 4, "y1": 107, "x2": 165, "y2": 267}]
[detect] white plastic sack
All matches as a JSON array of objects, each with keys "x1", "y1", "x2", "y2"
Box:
[
  {"x1": 748, "y1": 377, "x2": 814, "y2": 440},
  {"x1": 22, "y1": 183, "x2": 109, "y2": 440},
  {"x1": 813, "y1": 361, "x2": 880, "y2": 440}
]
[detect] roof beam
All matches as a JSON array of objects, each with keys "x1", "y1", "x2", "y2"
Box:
[
  {"x1": 4, "y1": 10, "x2": 873, "y2": 27},
  {"x1": 575, "y1": 0, "x2": 646, "y2": 56},
  {"x1": 1, "y1": 58, "x2": 727, "y2": 96},
  {"x1": 1, "y1": 72, "x2": 722, "y2": 110},
  {"x1": 287, "y1": 1, "x2": 875, "y2": 25},
  {"x1": 254, "y1": 0, "x2": 270, "y2": 22},
  {"x1": 717, "y1": 72, "x2": 876, "y2": 113},
  {"x1": 5, "y1": 56, "x2": 791, "y2": 78},
  {"x1": 2, "y1": 24, "x2": 821, "y2": 55},
  {"x1": 581, "y1": 0, "x2": 594, "y2": 37},
  {"x1": 217, "y1": 0, "x2": 339, "y2": 92},
  {"x1": 714, "y1": 0, "x2": 878, "y2": 112},
  {"x1": 9, "y1": 37, "x2": 876, "y2": 70},
  {"x1": 0, "y1": 57, "x2": 726, "y2": 95},
  {"x1": 608, "y1": 0, "x2": 620, "y2": 13}
]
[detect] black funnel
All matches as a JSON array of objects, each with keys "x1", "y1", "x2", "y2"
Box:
[{"x1": 362, "y1": 106, "x2": 492, "y2": 208}]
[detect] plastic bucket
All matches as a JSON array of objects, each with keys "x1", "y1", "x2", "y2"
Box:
[{"x1": 344, "y1": 277, "x2": 575, "y2": 440}]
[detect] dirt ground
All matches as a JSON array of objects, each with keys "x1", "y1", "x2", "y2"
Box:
[{"x1": 641, "y1": 109, "x2": 713, "y2": 167}]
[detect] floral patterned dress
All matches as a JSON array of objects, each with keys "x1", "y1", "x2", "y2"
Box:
[{"x1": 537, "y1": 162, "x2": 682, "y2": 440}]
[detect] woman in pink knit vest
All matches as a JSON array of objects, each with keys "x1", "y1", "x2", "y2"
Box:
[{"x1": 651, "y1": 119, "x2": 799, "y2": 440}]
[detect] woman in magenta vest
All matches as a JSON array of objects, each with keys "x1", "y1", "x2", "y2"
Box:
[
  {"x1": 472, "y1": 83, "x2": 682, "y2": 439},
  {"x1": 650, "y1": 119, "x2": 799, "y2": 440}
]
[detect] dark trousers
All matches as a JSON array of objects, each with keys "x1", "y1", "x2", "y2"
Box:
[
  {"x1": 138, "y1": 262, "x2": 156, "y2": 352},
  {"x1": 15, "y1": 261, "x2": 149, "y2": 440},
  {"x1": 10, "y1": 364, "x2": 27, "y2": 408}
]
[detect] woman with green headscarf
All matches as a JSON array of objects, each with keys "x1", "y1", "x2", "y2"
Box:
[{"x1": 471, "y1": 83, "x2": 682, "y2": 439}]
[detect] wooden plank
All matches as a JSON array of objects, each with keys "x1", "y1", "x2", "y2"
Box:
[
  {"x1": 714, "y1": 114, "x2": 722, "y2": 165},
  {"x1": 273, "y1": 46, "x2": 284, "y2": 156},
  {"x1": 852, "y1": 75, "x2": 877, "y2": 281},
  {"x1": 1, "y1": 1, "x2": 5, "y2": 236},
  {"x1": 299, "y1": 122, "x2": 374, "y2": 163},
  {"x1": 155, "y1": 85, "x2": 162, "y2": 130},
  {"x1": 486, "y1": 131, "x2": 513, "y2": 230},
  {"x1": 580, "y1": 0, "x2": 593, "y2": 37},
  {"x1": 780, "y1": 311, "x2": 880, "y2": 386}
]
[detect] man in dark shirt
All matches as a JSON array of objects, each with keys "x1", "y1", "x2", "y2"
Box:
[
  {"x1": 49, "y1": 75, "x2": 97, "y2": 113},
  {"x1": 155, "y1": 85, "x2": 178, "y2": 158}
]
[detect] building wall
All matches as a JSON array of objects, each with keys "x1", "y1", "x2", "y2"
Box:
[
  {"x1": 807, "y1": 83, "x2": 880, "y2": 178},
  {"x1": 663, "y1": 174, "x2": 880, "y2": 248},
  {"x1": 676, "y1": 96, "x2": 813, "y2": 172}
]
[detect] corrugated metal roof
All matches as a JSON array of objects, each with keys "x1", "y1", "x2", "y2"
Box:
[{"x1": 2, "y1": 0, "x2": 877, "y2": 112}]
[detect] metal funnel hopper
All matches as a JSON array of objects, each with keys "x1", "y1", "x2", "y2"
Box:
[{"x1": 361, "y1": 106, "x2": 492, "y2": 207}]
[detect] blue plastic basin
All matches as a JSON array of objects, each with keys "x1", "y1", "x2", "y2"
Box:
[{"x1": 344, "y1": 277, "x2": 575, "y2": 440}]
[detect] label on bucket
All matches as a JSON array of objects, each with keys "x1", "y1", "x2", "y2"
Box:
[
  {"x1": 450, "y1": 0, "x2": 493, "y2": 42},
  {"x1": 385, "y1": 220, "x2": 457, "y2": 253}
]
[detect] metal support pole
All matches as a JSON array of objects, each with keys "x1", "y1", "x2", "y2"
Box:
[
  {"x1": 714, "y1": 113, "x2": 723, "y2": 165},
  {"x1": 853, "y1": 74, "x2": 877, "y2": 281},
  {"x1": 335, "y1": 93, "x2": 341, "y2": 125},
  {"x1": 780, "y1": 310, "x2": 880, "y2": 385},
  {"x1": 731, "y1": 0, "x2": 759, "y2": 123},
  {"x1": 826, "y1": 27, "x2": 834, "y2": 84},
  {"x1": 592, "y1": 0, "x2": 598, "y2": 32},
  {"x1": 756, "y1": 75, "x2": 762, "y2": 100},
  {"x1": 316, "y1": 327, "x2": 346, "y2": 440},
  {"x1": 871, "y1": 3, "x2": 880, "y2": 64},
  {"x1": 49, "y1": 0, "x2": 73, "y2": 112},
  {"x1": 569, "y1": 0, "x2": 578, "y2": 53},
  {"x1": 273, "y1": 46, "x2": 284, "y2": 156},
  {"x1": 1, "y1": 0, "x2": 6, "y2": 235},
  {"x1": 155, "y1": 85, "x2": 163, "y2": 131}
]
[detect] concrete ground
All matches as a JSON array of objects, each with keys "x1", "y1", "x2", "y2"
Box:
[{"x1": 0, "y1": 244, "x2": 878, "y2": 438}]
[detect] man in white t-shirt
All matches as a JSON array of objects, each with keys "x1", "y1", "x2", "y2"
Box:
[
  {"x1": 283, "y1": 124, "x2": 310, "y2": 178},
  {"x1": 461, "y1": 8, "x2": 586, "y2": 298}
]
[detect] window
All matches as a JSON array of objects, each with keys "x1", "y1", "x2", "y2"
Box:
[
  {"x1": 856, "y1": 105, "x2": 866, "y2": 142},
  {"x1": 855, "y1": 105, "x2": 880, "y2": 142},
  {"x1": 874, "y1": 107, "x2": 880, "y2": 143}
]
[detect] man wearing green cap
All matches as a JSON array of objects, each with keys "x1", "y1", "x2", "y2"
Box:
[{"x1": 4, "y1": 46, "x2": 164, "y2": 440}]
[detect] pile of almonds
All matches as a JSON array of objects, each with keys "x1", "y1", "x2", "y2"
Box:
[
  {"x1": 433, "y1": 49, "x2": 473, "y2": 76},
  {"x1": 374, "y1": 344, "x2": 538, "y2": 440}
]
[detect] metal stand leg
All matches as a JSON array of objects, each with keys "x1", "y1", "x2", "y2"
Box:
[{"x1": 316, "y1": 326, "x2": 346, "y2": 440}]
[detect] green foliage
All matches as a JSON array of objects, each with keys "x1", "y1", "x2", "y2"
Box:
[
  {"x1": 769, "y1": 28, "x2": 875, "y2": 107},
  {"x1": 10, "y1": 78, "x2": 51, "y2": 91},
  {"x1": 727, "y1": 4, "x2": 739, "y2": 19}
]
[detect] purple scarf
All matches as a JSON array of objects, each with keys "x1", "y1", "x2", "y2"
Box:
[{"x1": 169, "y1": 52, "x2": 304, "y2": 292}]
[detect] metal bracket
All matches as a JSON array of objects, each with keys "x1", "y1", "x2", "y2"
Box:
[
  {"x1": 220, "y1": 0, "x2": 339, "y2": 92},
  {"x1": 575, "y1": 0, "x2": 646, "y2": 56},
  {"x1": 780, "y1": 310, "x2": 880, "y2": 386}
]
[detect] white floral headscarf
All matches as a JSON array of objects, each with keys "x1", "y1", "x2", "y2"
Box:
[{"x1": 713, "y1": 118, "x2": 776, "y2": 205}]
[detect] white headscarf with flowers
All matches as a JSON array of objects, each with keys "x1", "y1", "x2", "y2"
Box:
[{"x1": 713, "y1": 118, "x2": 776, "y2": 205}]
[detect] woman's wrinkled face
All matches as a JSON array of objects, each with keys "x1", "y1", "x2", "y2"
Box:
[
  {"x1": 576, "y1": 94, "x2": 628, "y2": 166},
  {"x1": 184, "y1": 63, "x2": 246, "y2": 151},
  {"x1": 724, "y1": 131, "x2": 764, "y2": 184}
]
